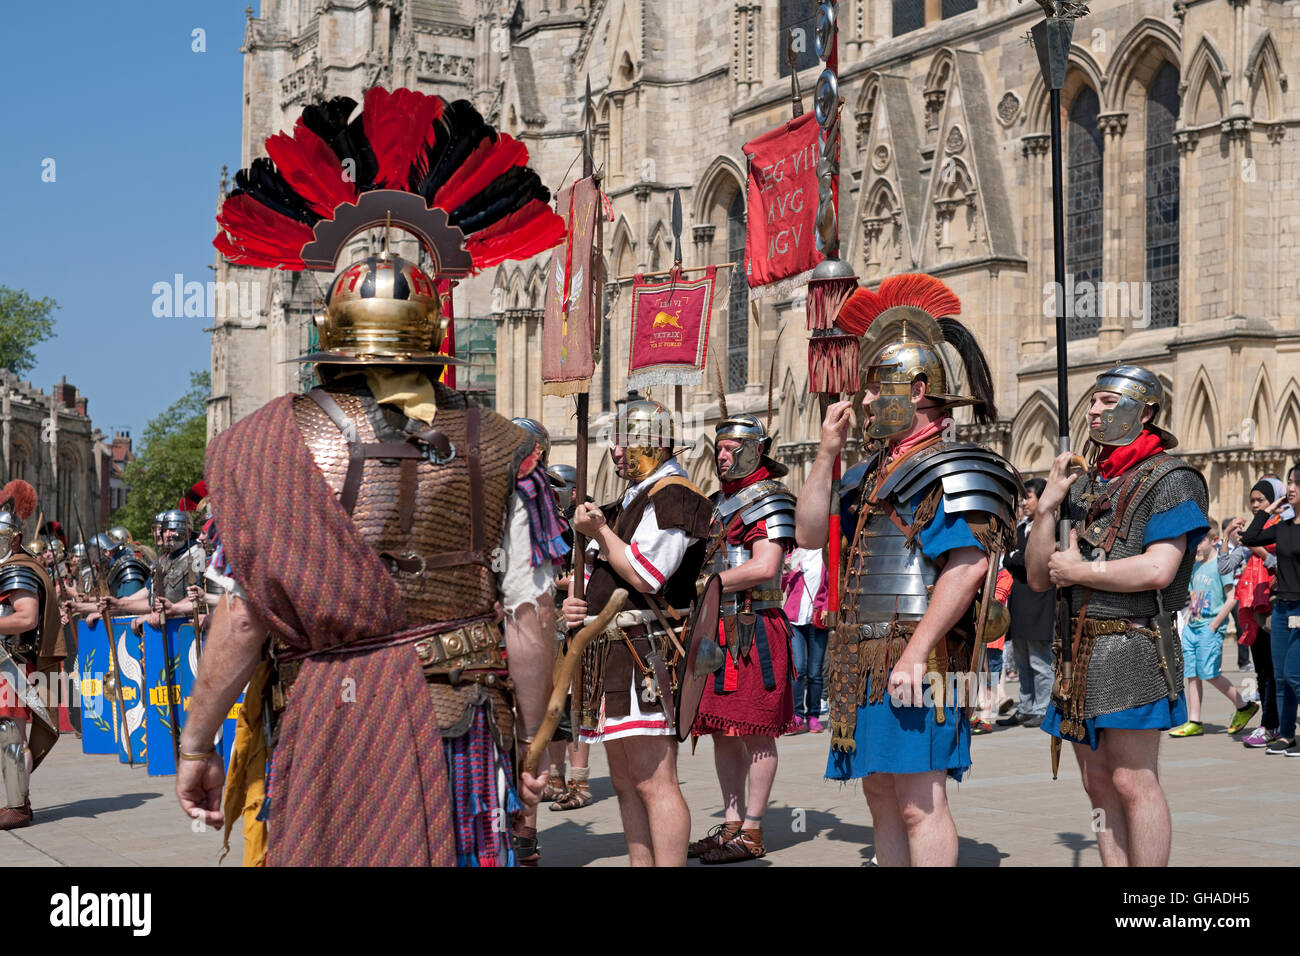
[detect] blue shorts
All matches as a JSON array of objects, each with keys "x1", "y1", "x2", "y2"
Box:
[
  {"x1": 1041, "y1": 693, "x2": 1188, "y2": 750},
  {"x1": 1180, "y1": 624, "x2": 1224, "y2": 680},
  {"x1": 826, "y1": 676, "x2": 971, "y2": 782}
]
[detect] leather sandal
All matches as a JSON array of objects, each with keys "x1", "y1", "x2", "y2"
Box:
[
  {"x1": 700, "y1": 827, "x2": 765, "y2": 864},
  {"x1": 687, "y1": 821, "x2": 741, "y2": 859},
  {"x1": 550, "y1": 780, "x2": 592, "y2": 811},
  {"x1": 540, "y1": 776, "x2": 569, "y2": 802},
  {"x1": 511, "y1": 825, "x2": 541, "y2": 867}
]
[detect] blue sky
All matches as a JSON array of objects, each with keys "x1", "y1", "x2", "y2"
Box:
[{"x1": 0, "y1": 2, "x2": 246, "y2": 442}]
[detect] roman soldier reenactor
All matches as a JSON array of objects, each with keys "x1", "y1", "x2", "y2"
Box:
[
  {"x1": 687, "y1": 413, "x2": 797, "y2": 864},
  {"x1": 0, "y1": 481, "x2": 65, "y2": 830},
  {"x1": 796, "y1": 274, "x2": 1021, "y2": 867},
  {"x1": 561, "y1": 398, "x2": 714, "y2": 865},
  {"x1": 1027, "y1": 365, "x2": 1209, "y2": 867},
  {"x1": 176, "y1": 86, "x2": 569, "y2": 866}
]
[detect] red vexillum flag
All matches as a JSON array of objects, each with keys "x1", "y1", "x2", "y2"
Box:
[
  {"x1": 743, "y1": 111, "x2": 822, "y2": 290},
  {"x1": 626, "y1": 267, "x2": 717, "y2": 390}
]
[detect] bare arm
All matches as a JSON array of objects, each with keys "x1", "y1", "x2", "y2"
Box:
[
  {"x1": 0, "y1": 594, "x2": 38, "y2": 635},
  {"x1": 1027, "y1": 451, "x2": 1079, "y2": 592},
  {"x1": 795, "y1": 400, "x2": 853, "y2": 550},
  {"x1": 906, "y1": 546, "x2": 989, "y2": 659},
  {"x1": 179, "y1": 595, "x2": 266, "y2": 755},
  {"x1": 1048, "y1": 535, "x2": 1188, "y2": 592},
  {"x1": 719, "y1": 538, "x2": 784, "y2": 593}
]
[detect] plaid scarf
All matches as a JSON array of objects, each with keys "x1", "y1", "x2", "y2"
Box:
[{"x1": 516, "y1": 466, "x2": 571, "y2": 567}]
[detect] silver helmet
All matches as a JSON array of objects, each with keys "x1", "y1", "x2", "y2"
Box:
[
  {"x1": 715, "y1": 413, "x2": 787, "y2": 481},
  {"x1": 160, "y1": 509, "x2": 193, "y2": 537},
  {"x1": 512, "y1": 417, "x2": 551, "y2": 466},
  {"x1": 546, "y1": 463, "x2": 578, "y2": 512},
  {"x1": 1089, "y1": 365, "x2": 1177, "y2": 449},
  {"x1": 0, "y1": 510, "x2": 21, "y2": 554},
  {"x1": 71, "y1": 542, "x2": 87, "y2": 560}
]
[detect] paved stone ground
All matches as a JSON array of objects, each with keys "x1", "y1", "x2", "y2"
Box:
[{"x1": 4, "y1": 661, "x2": 1296, "y2": 867}]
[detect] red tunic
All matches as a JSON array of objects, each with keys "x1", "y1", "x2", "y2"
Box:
[{"x1": 692, "y1": 512, "x2": 796, "y2": 738}]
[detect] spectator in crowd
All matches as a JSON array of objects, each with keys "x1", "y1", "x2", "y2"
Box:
[
  {"x1": 1217, "y1": 516, "x2": 1253, "y2": 671},
  {"x1": 1241, "y1": 464, "x2": 1300, "y2": 756},
  {"x1": 1169, "y1": 523, "x2": 1258, "y2": 737},
  {"x1": 1237, "y1": 477, "x2": 1285, "y2": 747},
  {"x1": 784, "y1": 546, "x2": 829, "y2": 734},
  {"x1": 998, "y1": 478, "x2": 1054, "y2": 728}
]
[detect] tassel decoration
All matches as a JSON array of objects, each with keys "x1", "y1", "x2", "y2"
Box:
[
  {"x1": 808, "y1": 332, "x2": 860, "y2": 395},
  {"x1": 805, "y1": 274, "x2": 858, "y2": 331}
]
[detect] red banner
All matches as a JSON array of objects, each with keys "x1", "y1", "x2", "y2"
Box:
[
  {"x1": 743, "y1": 111, "x2": 822, "y2": 290},
  {"x1": 541, "y1": 175, "x2": 605, "y2": 396},
  {"x1": 626, "y1": 267, "x2": 716, "y2": 390}
]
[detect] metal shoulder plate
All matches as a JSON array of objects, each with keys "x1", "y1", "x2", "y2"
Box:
[
  {"x1": 742, "y1": 488, "x2": 797, "y2": 540},
  {"x1": 878, "y1": 442, "x2": 1021, "y2": 527},
  {"x1": 109, "y1": 555, "x2": 150, "y2": 590},
  {"x1": 716, "y1": 479, "x2": 786, "y2": 523},
  {"x1": 0, "y1": 565, "x2": 42, "y2": 597}
]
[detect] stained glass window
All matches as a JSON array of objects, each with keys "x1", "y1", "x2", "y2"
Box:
[
  {"x1": 1146, "y1": 62, "x2": 1180, "y2": 330},
  {"x1": 1066, "y1": 86, "x2": 1103, "y2": 340}
]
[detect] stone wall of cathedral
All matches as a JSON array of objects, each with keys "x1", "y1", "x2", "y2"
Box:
[{"x1": 211, "y1": 0, "x2": 1300, "y2": 521}]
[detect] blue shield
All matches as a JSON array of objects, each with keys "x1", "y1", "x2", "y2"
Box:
[
  {"x1": 76, "y1": 619, "x2": 116, "y2": 755},
  {"x1": 109, "y1": 616, "x2": 148, "y2": 766},
  {"x1": 142, "y1": 619, "x2": 184, "y2": 776},
  {"x1": 217, "y1": 689, "x2": 246, "y2": 774}
]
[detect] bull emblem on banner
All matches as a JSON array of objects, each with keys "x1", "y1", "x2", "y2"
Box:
[{"x1": 652, "y1": 308, "x2": 683, "y2": 330}]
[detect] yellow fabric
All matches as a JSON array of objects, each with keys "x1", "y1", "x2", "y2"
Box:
[
  {"x1": 220, "y1": 658, "x2": 272, "y2": 867},
  {"x1": 362, "y1": 368, "x2": 439, "y2": 425}
]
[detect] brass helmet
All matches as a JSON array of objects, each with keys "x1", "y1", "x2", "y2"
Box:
[
  {"x1": 307, "y1": 252, "x2": 455, "y2": 366},
  {"x1": 1089, "y1": 365, "x2": 1177, "y2": 449},
  {"x1": 613, "y1": 399, "x2": 675, "y2": 483},
  {"x1": 107, "y1": 526, "x2": 132, "y2": 546},
  {"x1": 714, "y1": 413, "x2": 788, "y2": 481},
  {"x1": 858, "y1": 309, "x2": 972, "y2": 441},
  {"x1": 29, "y1": 537, "x2": 48, "y2": 556}
]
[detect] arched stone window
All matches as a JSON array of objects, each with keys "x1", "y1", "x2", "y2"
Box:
[
  {"x1": 1066, "y1": 86, "x2": 1103, "y2": 340},
  {"x1": 1145, "y1": 62, "x2": 1180, "y2": 330},
  {"x1": 726, "y1": 192, "x2": 748, "y2": 392}
]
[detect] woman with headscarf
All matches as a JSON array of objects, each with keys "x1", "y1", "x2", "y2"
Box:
[
  {"x1": 1241, "y1": 465, "x2": 1300, "y2": 756},
  {"x1": 1236, "y1": 477, "x2": 1285, "y2": 747}
]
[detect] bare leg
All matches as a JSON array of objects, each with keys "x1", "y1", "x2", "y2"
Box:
[
  {"x1": 711, "y1": 734, "x2": 748, "y2": 824},
  {"x1": 741, "y1": 734, "x2": 778, "y2": 828},
  {"x1": 1104, "y1": 729, "x2": 1170, "y2": 867},
  {"x1": 1074, "y1": 740, "x2": 1129, "y2": 866},
  {"x1": 624, "y1": 736, "x2": 690, "y2": 866},
  {"x1": 893, "y1": 770, "x2": 958, "y2": 866},
  {"x1": 1185, "y1": 677, "x2": 1203, "y2": 722},
  {"x1": 862, "y1": 774, "x2": 911, "y2": 867},
  {"x1": 546, "y1": 739, "x2": 568, "y2": 779},
  {"x1": 505, "y1": 600, "x2": 556, "y2": 831},
  {"x1": 1207, "y1": 675, "x2": 1246, "y2": 709},
  {"x1": 604, "y1": 739, "x2": 654, "y2": 866},
  {"x1": 569, "y1": 738, "x2": 590, "y2": 769}
]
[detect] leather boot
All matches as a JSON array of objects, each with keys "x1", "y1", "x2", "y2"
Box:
[{"x1": 0, "y1": 799, "x2": 33, "y2": 831}]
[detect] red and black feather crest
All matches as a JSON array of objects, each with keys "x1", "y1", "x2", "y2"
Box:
[
  {"x1": 835, "y1": 273, "x2": 962, "y2": 337},
  {"x1": 0, "y1": 480, "x2": 37, "y2": 521},
  {"x1": 214, "y1": 87, "x2": 565, "y2": 274}
]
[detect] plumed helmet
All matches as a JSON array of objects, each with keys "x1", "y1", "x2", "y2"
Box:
[
  {"x1": 0, "y1": 480, "x2": 36, "y2": 553},
  {"x1": 613, "y1": 399, "x2": 675, "y2": 483},
  {"x1": 714, "y1": 413, "x2": 788, "y2": 480},
  {"x1": 310, "y1": 252, "x2": 454, "y2": 366},
  {"x1": 1089, "y1": 365, "x2": 1177, "y2": 449},
  {"x1": 512, "y1": 418, "x2": 551, "y2": 465}
]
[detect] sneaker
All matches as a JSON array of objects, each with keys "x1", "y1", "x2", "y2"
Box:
[
  {"x1": 971, "y1": 719, "x2": 993, "y2": 735},
  {"x1": 807, "y1": 717, "x2": 825, "y2": 733},
  {"x1": 820, "y1": 700, "x2": 830, "y2": 717},
  {"x1": 996, "y1": 711, "x2": 1028, "y2": 727},
  {"x1": 1243, "y1": 727, "x2": 1280, "y2": 748},
  {"x1": 787, "y1": 716, "x2": 808, "y2": 736},
  {"x1": 1265, "y1": 737, "x2": 1297, "y2": 755},
  {"x1": 997, "y1": 696, "x2": 1017, "y2": 716},
  {"x1": 1287, "y1": 743, "x2": 1300, "y2": 757},
  {"x1": 1228, "y1": 702, "x2": 1259, "y2": 735},
  {"x1": 1169, "y1": 721, "x2": 1204, "y2": 738},
  {"x1": 1021, "y1": 714, "x2": 1044, "y2": 728}
]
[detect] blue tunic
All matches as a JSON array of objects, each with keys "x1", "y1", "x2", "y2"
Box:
[{"x1": 827, "y1": 494, "x2": 981, "y2": 782}]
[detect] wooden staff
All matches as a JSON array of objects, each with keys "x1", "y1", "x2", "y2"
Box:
[{"x1": 523, "y1": 587, "x2": 628, "y2": 777}]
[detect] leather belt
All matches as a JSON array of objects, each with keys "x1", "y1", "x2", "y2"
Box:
[
  {"x1": 583, "y1": 609, "x2": 660, "y2": 629},
  {"x1": 1071, "y1": 616, "x2": 1153, "y2": 636},
  {"x1": 413, "y1": 620, "x2": 503, "y2": 667},
  {"x1": 849, "y1": 621, "x2": 913, "y2": 642}
]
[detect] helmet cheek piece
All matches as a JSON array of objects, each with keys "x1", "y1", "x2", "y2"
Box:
[
  {"x1": 1088, "y1": 394, "x2": 1146, "y2": 447},
  {"x1": 866, "y1": 387, "x2": 917, "y2": 441}
]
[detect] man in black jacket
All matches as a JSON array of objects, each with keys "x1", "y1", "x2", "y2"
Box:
[{"x1": 999, "y1": 479, "x2": 1055, "y2": 727}]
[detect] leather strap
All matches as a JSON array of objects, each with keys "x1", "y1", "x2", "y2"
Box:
[
  {"x1": 467, "y1": 406, "x2": 483, "y2": 560},
  {"x1": 398, "y1": 458, "x2": 417, "y2": 534}
]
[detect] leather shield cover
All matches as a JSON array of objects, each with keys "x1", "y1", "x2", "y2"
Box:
[{"x1": 675, "y1": 574, "x2": 723, "y2": 742}]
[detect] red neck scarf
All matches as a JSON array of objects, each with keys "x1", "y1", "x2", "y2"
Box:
[
  {"x1": 1097, "y1": 428, "x2": 1165, "y2": 479},
  {"x1": 888, "y1": 418, "x2": 945, "y2": 459},
  {"x1": 721, "y1": 464, "x2": 773, "y2": 496}
]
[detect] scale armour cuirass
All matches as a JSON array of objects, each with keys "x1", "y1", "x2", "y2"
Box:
[{"x1": 293, "y1": 385, "x2": 528, "y2": 626}]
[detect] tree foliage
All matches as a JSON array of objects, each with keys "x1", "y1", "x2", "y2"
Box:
[
  {"x1": 0, "y1": 286, "x2": 59, "y2": 377},
  {"x1": 109, "y1": 371, "x2": 210, "y2": 540}
]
